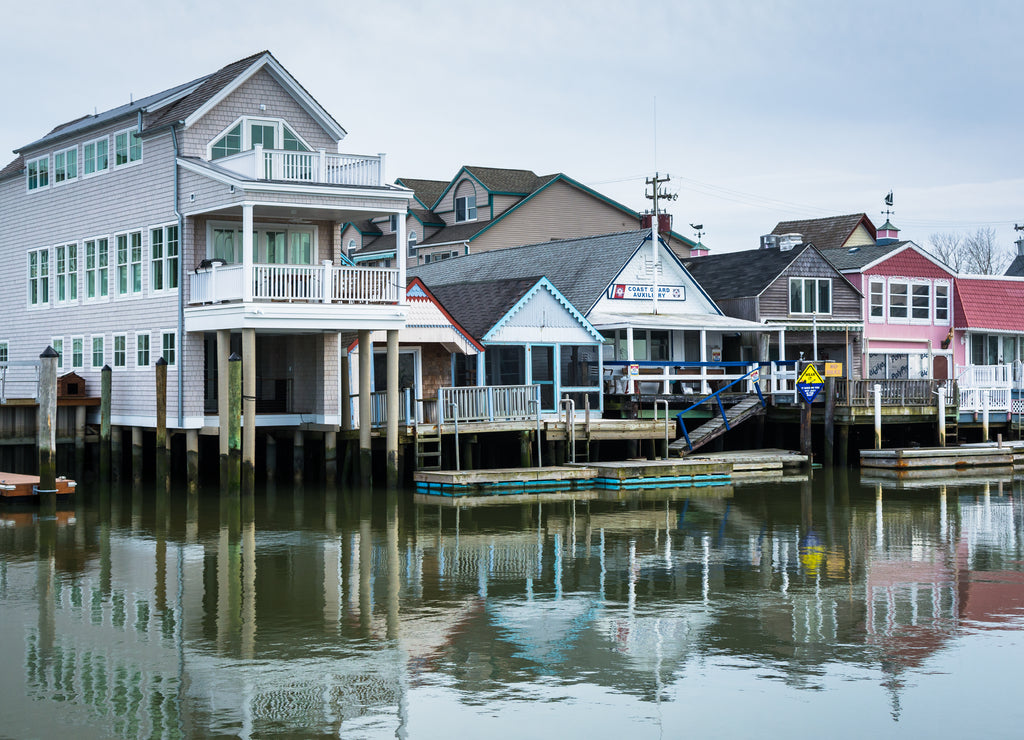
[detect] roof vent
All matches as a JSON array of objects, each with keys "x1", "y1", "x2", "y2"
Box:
[
  {"x1": 760, "y1": 234, "x2": 779, "y2": 250},
  {"x1": 778, "y1": 233, "x2": 802, "y2": 252}
]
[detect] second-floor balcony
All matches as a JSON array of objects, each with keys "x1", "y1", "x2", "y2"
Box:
[
  {"x1": 214, "y1": 146, "x2": 383, "y2": 187},
  {"x1": 190, "y1": 261, "x2": 398, "y2": 305}
]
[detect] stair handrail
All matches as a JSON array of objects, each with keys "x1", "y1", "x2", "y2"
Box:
[{"x1": 674, "y1": 365, "x2": 766, "y2": 451}]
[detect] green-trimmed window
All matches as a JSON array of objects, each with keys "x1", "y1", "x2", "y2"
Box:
[
  {"x1": 55, "y1": 243, "x2": 78, "y2": 303},
  {"x1": 28, "y1": 248, "x2": 49, "y2": 306},
  {"x1": 114, "y1": 127, "x2": 142, "y2": 166},
  {"x1": 162, "y1": 331, "x2": 176, "y2": 366},
  {"x1": 83, "y1": 137, "x2": 108, "y2": 175},
  {"x1": 72, "y1": 337, "x2": 84, "y2": 369},
  {"x1": 85, "y1": 238, "x2": 109, "y2": 299},
  {"x1": 27, "y1": 156, "x2": 49, "y2": 190},
  {"x1": 91, "y1": 336, "x2": 104, "y2": 368},
  {"x1": 52, "y1": 338, "x2": 63, "y2": 369},
  {"x1": 211, "y1": 124, "x2": 242, "y2": 159},
  {"x1": 54, "y1": 146, "x2": 77, "y2": 184},
  {"x1": 136, "y1": 333, "x2": 150, "y2": 367},
  {"x1": 113, "y1": 334, "x2": 126, "y2": 368}
]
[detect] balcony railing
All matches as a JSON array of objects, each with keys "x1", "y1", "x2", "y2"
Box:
[
  {"x1": 214, "y1": 146, "x2": 383, "y2": 187},
  {"x1": 190, "y1": 262, "x2": 399, "y2": 305},
  {"x1": 438, "y1": 385, "x2": 541, "y2": 423}
]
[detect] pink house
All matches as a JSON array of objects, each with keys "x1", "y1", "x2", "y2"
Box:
[{"x1": 825, "y1": 235, "x2": 956, "y2": 380}]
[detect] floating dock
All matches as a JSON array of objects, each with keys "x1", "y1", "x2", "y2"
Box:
[
  {"x1": 0, "y1": 472, "x2": 77, "y2": 501},
  {"x1": 414, "y1": 449, "x2": 807, "y2": 496},
  {"x1": 860, "y1": 442, "x2": 1024, "y2": 472}
]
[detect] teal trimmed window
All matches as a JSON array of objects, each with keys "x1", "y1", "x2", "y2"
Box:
[
  {"x1": 114, "y1": 127, "x2": 142, "y2": 166},
  {"x1": 211, "y1": 124, "x2": 242, "y2": 159},
  {"x1": 85, "y1": 238, "x2": 109, "y2": 299},
  {"x1": 83, "y1": 137, "x2": 108, "y2": 175},
  {"x1": 72, "y1": 337, "x2": 84, "y2": 369},
  {"x1": 52, "y1": 338, "x2": 63, "y2": 369},
  {"x1": 113, "y1": 334, "x2": 126, "y2": 368},
  {"x1": 136, "y1": 333, "x2": 150, "y2": 368},
  {"x1": 55, "y1": 243, "x2": 78, "y2": 303},
  {"x1": 91, "y1": 335, "x2": 104, "y2": 368},
  {"x1": 53, "y1": 146, "x2": 77, "y2": 184},
  {"x1": 162, "y1": 331, "x2": 176, "y2": 366},
  {"x1": 28, "y1": 248, "x2": 50, "y2": 306},
  {"x1": 27, "y1": 156, "x2": 49, "y2": 190}
]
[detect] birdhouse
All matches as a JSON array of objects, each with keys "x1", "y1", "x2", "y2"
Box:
[{"x1": 58, "y1": 372, "x2": 87, "y2": 398}]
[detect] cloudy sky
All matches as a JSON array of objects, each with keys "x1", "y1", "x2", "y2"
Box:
[{"x1": 3, "y1": 0, "x2": 1022, "y2": 254}]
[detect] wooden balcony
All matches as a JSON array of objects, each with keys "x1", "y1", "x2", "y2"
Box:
[{"x1": 190, "y1": 262, "x2": 399, "y2": 305}]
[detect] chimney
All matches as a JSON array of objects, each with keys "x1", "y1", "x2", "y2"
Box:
[
  {"x1": 640, "y1": 213, "x2": 672, "y2": 233},
  {"x1": 1016, "y1": 235, "x2": 1024, "y2": 257},
  {"x1": 778, "y1": 233, "x2": 802, "y2": 252}
]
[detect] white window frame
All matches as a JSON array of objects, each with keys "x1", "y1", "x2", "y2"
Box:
[
  {"x1": 888, "y1": 280, "x2": 909, "y2": 323},
  {"x1": 83, "y1": 136, "x2": 109, "y2": 177},
  {"x1": 909, "y1": 280, "x2": 931, "y2": 324},
  {"x1": 115, "y1": 231, "x2": 143, "y2": 297},
  {"x1": 113, "y1": 126, "x2": 142, "y2": 168},
  {"x1": 408, "y1": 230, "x2": 418, "y2": 256},
  {"x1": 51, "y1": 337, "x2": 63, "y2": 370},
  {"x1": 788, "y1": 277, "x2": 832, "y2": 316},
  {"x1": 55, "y1": 243, "x2": 78, "y2": 304},
  {"x1": 71, "y1": 336, "x2": 84, "y2": 369},
  {"x1": 454, "y1": 193, "x2": 477, "y2": 223},
  {"x1": 868, "y1": 278, "x2": 885, "y2": 323},
  {"x1": 113, "y1": 333, "x2": 127, "y2": 368},
  {"x1": 206, "y1": 116, "x2": 312, "y2": 160},
  {"x1": 27, "y1": 155, "x2": 49, "y2": 191},
  {"x1": 84, "y1": 237, "x2": 110, "y2": 301},
  {"x1": 135, "y1": 332, "x2": 150, "y2": 369},
  {"x1": 161, "y1": 330, "x2": 176, "y2": 366},
  {"x1": 0, "y1": 340, "x2": 7, "y2": 364},
  {"x1": 206, "y1": 220, "x2": 317, "y2": 264},
  {"x1": 91, "y1": 334, "x2": 105, "y2": 369},
  {"x1": 28, "y1": 248, "x2": 50, "y2": 307},
  {"x1": 53, "y1": 145, "x2": 78, "y2": 185},
  {"x1": 149, "y1": 223, "x2": 177, "y2": 292},
  {"x1": 934, "y1": 281, "x2": 950, "y2": 325}
]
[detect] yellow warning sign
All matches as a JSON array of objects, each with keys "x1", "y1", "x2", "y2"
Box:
[
  {"x1": 797, "y1": 364, "x2": 824, "y2": 385},
  {"x1": 824, "y1": 362, "x2": 843, "y2": 377}
]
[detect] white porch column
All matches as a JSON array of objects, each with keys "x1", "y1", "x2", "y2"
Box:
[
  {"x1": 395, "y1": 210, "x2": 407, "y2": 303},
  {"x1": 699, "y1": 329, "x2": 708, "y2": 394},
  {"x1": 476, "y1": 352, "x2": 486, "y2": 386},
  {"x1": 386, "y1": 329, "x2": 400, "y2": 488},
  {"x1": 242, "y1": 204, "x2": 254, "y2": 302}
]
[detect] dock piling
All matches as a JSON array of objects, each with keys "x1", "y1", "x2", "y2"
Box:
[
  {"x1": 37, "y1": 346, "x2": 58, "y2": 516},
  {"x1": 100, "y1": 365, "x2": 111, "y2": 480}
]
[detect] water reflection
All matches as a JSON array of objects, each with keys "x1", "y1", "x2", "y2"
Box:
[{"x1": 2, "y1": 473, "x2": 1024, "y2": 737}]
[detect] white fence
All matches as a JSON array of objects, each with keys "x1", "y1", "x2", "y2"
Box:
[
  {"x1": 438, "y1": 385, "x2": 541, "y2": 423},
  {"x1": 191, "y1": 263, "x2": 398, "y2": 305}
]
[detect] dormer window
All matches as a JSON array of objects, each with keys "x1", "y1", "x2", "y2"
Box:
[
  {"x1": 454, "y1": 180, "x2": 477, "y2": 222},
  {"x1": 209, "y1": 117, "x2": 310, "y2": 160},
  {"x1": 408, "y1": 230, "x2": 418, "y2": 256}
]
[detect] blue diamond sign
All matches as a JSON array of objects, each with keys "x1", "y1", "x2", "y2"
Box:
[{"x1": 796, "y1": 364, "x2": 824, "y2": 404}]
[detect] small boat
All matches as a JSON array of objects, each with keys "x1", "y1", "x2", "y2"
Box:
[{"x1": 0, "y1": 472, "x2": 77, "y2": 501}]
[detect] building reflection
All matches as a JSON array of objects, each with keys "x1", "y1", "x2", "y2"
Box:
[{"x1": 2, "y1": 473, "x2": 1023, "y2": 736}]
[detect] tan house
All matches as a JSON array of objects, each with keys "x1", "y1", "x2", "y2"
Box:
[{"x1": 344, "y1": 165, "x2": 698, "y2": 266}]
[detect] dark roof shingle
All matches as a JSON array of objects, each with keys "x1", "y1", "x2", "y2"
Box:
[
  {"x1": 772, "y1": 214, "x2": 876, "y2": 251},
  {"x1": 428, "y1": 278, "x2": 542, "y2": 338},
  {"x1": 684, "y1": 245, "x2": 810, "y2": 300}
]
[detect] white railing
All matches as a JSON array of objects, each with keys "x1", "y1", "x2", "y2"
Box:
[
  {"x1": 956, "y1": 364, "x2": 1013, "y2": 388},
  {"x1": 0, "y1": 362, "x2": 40, "y2": 403},
  {"x1": 603, "y1": 361, "x2": 783, "y2": 397},
  {"x1": 214, "y1": 147, "x2": 383, "y2": 187},
  {"x1": 960, "y1": 387, "x2": 1012, "y2": 412},
  {"x1": 191, "y1": 262, "x2": 398, "y2": 305},
  {"x1": 438, "y1": 385, "x2": 541, "y2": 423}
]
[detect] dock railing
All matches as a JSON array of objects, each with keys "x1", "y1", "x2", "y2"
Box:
[
  {"x1": 836, "y1": 379, "x2": 948, "y2": 407},
  {"x1": 603, "y1": 360, "x2": 796, "y2": 401},
  {"x1": 438, "y1": 384, "x2": 541, "y2": 424},
  {"x1": 955, "y1": 363, "x2": 1017, "y2": 412}
]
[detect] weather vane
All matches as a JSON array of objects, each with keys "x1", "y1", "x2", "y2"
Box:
[
  {"x1": 882, "y1": 190, "x2": 894, "y2": 220},
  {"x1": 690, "y1": 223, "x2": 704, "y2": 242}
]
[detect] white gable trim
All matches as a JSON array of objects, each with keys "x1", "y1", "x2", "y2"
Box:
[{"x1": 183, "y1": 54, "x2": 347, "y2": 142}]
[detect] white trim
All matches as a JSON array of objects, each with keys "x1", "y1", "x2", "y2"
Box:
[
  {"x1": 70, "y1": 336, "x2": 85, "y2": 370},
  {"x1": 50, "y1": 337, "x2": 63, "y2": 370},
  {"x1": 27, "y1": 247, "x2": 50, "y2": 308},
  {"x1": 205, "y1": 219, "x2": 318, "y2": 263},
  {"x1": 26, "y1": 154, "x2": 49, "y2": 192},
  {"x1": 147, "y1": 221, "x2": 180, "y2": 293},
  {"x1": 135, "y1": 331, "x2": 151, "y2": 370},
  {"x1": 52, "y1": 144, "x2": 78, "y2": 186},
  {"x1": 112, "y1": 126, "x2": 142, "y2": 168},
  {"x1": 160, "y1": 329, "x2": 177, "y2": 366},
  {"x1": 82, "y1": 135, "x2": 110, "y2": 178},
  {"x1": 934, "y1": 280, "x2": 951, "y2": 325},
  {"x1": 82, "y1": 236, "x2": 112, "y2": 302},
  {"x1": 90, "y1": 334, "x2": 105, "y2": 369},
  {"x1": 114, "y1": 230, "x2": 144, "y2": 298},
  {"x1": 787, "y1": 276, "x2": 832, "y2": 316},
  {"x1": 182, "y1": 54, "x2": 347, "y2": 141},
  {"x1": 112, "y1": 333, "x2": 127, "y2": 369},
  {"x1": 54, "y1": 242, "x2": 79, "y2": 305},
  {"x1": 868, "y1": 277, "x2": 885, "y2": 324},
  {"x1": 206, "y1": 114, "x2": 314, "y2": 161}
]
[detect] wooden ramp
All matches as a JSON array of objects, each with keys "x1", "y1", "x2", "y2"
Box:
[
  {"x1": 0, "y1": 472, "x2": 77, "y2": 501},
  {"x1": 669, "y1": 395, "x2": 765, "y2": 457}
]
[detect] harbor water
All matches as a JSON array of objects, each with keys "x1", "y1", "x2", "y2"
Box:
[{"x1": 2, "y1": 471, "x2": 1023, "y2": 738}]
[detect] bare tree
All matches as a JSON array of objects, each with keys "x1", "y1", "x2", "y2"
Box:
[{"x1": 927, "y1": 227, "x2": 1012, "y2": 274}]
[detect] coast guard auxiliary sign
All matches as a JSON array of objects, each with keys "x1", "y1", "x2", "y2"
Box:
[{"x1": 608, "y1": 284, "x2": 686, "y2": 301}]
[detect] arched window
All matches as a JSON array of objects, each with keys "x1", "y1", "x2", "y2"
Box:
[
  {"x1": 454, "y1": 180, "x2": 477, "y2": 223},
  {"x1": 347, "y1": 238, "x2": 356, "y2": 253},
  {"x1": 407, "y1": 231, "x2": 418, "y2": 257}
]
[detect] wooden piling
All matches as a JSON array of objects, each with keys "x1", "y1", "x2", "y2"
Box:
[
  {"x1": 799, "y1": 399, "x2": 812, "y2": 460},
  {"x1": 111, "y1": 425, "x2": 123, "y2": 483},
  {"x1": 228, "y1": 352, "x2": 241, "y2": 489},
  {"x1": 265, "y1": 433, "x2": 277, "y2": 482},
  {"x1": 520, "y1": 430, "x2": 532, "y2": 468},
  {"x1": 823, "y1": 376, "x2": 835, "y2": 467},
  {"x1": 293, "y1": 429, "x2": 304, "y2": 486},
  {"x1": 132, "y1": 426, "x2": 144, "y2": 486},
  {"x1": 37, "y1": 346, "x2": 58, "y2": 516},
  {"x1": 100, "y1": 365, "x2": 111, "y2": 481},
  {"x1": 836, "y1": 423, "x2": 849, "y2": 468},
  {"x1": 242, "y1": 327, "x2": 256, "y2": 490},
  {"x1": 358, "y1": 330, "x2": 372, "y2": 486},
  {"x1": 325, "y1": 430, "x2": 337, "y2": 486},
  {"x1": 155, "y1": 358, "x2": 168, "y2": 489},
  {"x1": 386, "y1": 329, "x2": 399, "y2": 489},
  {"x1": 186, "y1": 429, "x2": 199, "y2": 493},
  {"x1": 74, "y1": 405, "x2": 86, "y2": 473}
]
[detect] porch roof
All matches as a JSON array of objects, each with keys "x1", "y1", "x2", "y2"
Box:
[
  {"x1": 954, "y1": 276, "x2": 1024, "y2": 332},
  {"x1": 763, "y1": 319, "x2": 864, "y2": 332},
  {"x1": 587, "y1": 310, "x2": 767, "y2": 332}
]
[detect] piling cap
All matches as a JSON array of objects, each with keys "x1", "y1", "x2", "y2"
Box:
[
  {"x1": 156, "y1": 357, "x2": 168, "y2": 366},
  {"x1": 102, "y1": 364, "x2": 112, "y2": 372},
  {"x1": 40, "y1": 346, "x2": 59, "y2": 358},
  {"x1": 228, "y1": 352, "x2": 242, "y2": 362}
]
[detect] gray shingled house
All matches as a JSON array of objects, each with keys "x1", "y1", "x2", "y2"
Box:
[{"x1": 0, "y1": 51, "x2": 414, "y2": 470}]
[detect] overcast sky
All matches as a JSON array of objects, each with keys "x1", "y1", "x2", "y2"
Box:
[{"x1": 3, "y1": 0, "x2": 1023, "y2": 254}]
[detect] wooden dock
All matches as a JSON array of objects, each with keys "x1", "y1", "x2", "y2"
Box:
[
  {"x1": 0, "y1": 472, "x2": 77, "y2": 501},
  {"x1": 414, "y1": 449, "x2": 807, "y2": 496},
  {"x1": 860, "y1": 443, "x2": 1024, "y2": 471}
]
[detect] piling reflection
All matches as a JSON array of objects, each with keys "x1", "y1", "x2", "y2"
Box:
[{"x1": 1, "y1": 474, "x2": 1024, "y2": 736}]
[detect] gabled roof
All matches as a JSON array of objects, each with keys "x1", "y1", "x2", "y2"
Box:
[
  {"x1": 1005, "y1": 255, "x2": 1024, "y2": 277},
  {"x1": 772, "y1": 214, "x2": 877, "y2": 251},
  {"x1": 824, "y1": 240, "x2": 954, "y2": 276},
  {"x1": 684, "y1": 244, "x2": 813, "y2": 300},
  {"x1": 823, "y1": 241, "x2": 910, "y2": 271},
  {"x1": 395, "y1": 177, "x2": 448, "y2": 210},
  {"x1": 405, "y1": 277, "x2": 485, "y2": 352},
  {"x1": 410, "y1": 208, "x2": 445, "y2": 227},
  {"x1": 428, "y1": 277, "x2": 543, "y2": 339},
  {"x1": 954, "y1": 276, "x2": 1024, "y2": 332},
  {"x1": 409, "y1": 230, "x2": 654, "y2": 315},
  {"x1": 462, "y1": 165, "x2": 551, "y2": 195},
  {"x1": 5, "y1": 51, "x2": 345, "y2": 176}
]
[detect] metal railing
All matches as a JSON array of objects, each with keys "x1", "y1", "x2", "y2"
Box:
[
  {"x1": 438, "y1": 384, "x2": 541, "y2": 424},
  {"x1": 603, "y1": 360, "x2": 796, "y2": 399},
  {"x1": 674, "y1": 366, "x2": 766, "y2": 451},
  {"x1": 0, "y1": 362, "x2": 41, "y2": 403}
]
